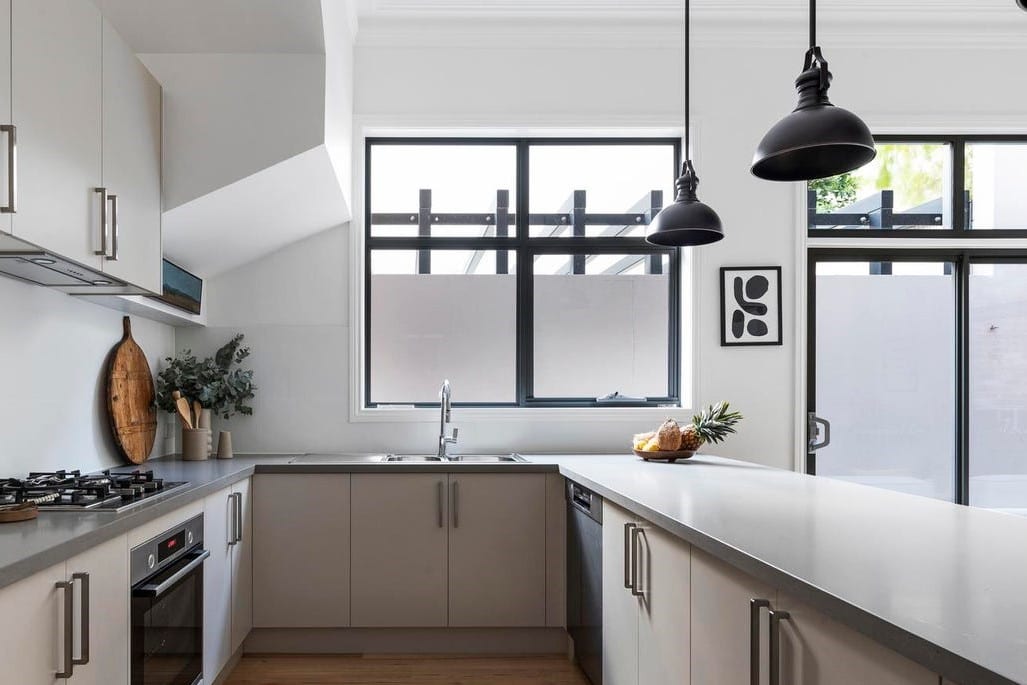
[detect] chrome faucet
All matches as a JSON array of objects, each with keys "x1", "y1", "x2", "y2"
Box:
[{"x1": 438, "y1": 379, "x2": 458, "y2": 459}]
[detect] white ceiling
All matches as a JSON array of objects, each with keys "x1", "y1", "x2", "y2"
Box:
[{"x1": 100, "y1": 0, "x2": 326, "y2": 54}]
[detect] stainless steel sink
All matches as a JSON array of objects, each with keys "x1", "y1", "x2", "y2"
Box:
[
  {"x1": 382, "y1": 454, "x2": 445, "y2": 462},
  {"x1": 446, "y1": 454, "x2": 526, "y2": 463},
  {"x1": 290, "y1": 453, "x2": 389, "y2": 464}
]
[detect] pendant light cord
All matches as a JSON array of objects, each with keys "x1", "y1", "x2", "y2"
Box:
[
  {"x1": 684, "y1": 0, "x2": 690, "y2": 161},
  {"x1": 809, "y1": 0, "x2": 816, "y2": 48}
]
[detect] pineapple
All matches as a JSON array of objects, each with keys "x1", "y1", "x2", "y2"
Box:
[{"x1": 679, "y1": 402, "x2": 743, "y2": 451}]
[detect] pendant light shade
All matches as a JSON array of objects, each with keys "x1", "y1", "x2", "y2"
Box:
[
  {"x1": 751, "y1": 2, "x2": 875, "y2": 182},
  {"x1": 646, "y1": 161, "x2": 723, "y2": 246},
  {"x1": 646, "y1": 0, "x2": 724, "y2": 247}
]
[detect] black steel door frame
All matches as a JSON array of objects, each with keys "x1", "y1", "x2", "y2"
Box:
[{"x1": 806, "y1": 248, "x2": 1027, "y2": 505}]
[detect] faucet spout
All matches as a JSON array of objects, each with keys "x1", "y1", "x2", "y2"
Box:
[{"x1": 438, "y1": 380, "x2": 457, "y2": 459}]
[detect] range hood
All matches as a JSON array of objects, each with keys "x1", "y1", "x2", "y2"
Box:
[{"x1": 0, "y1": 233, "x2": 153, "y2": 295}]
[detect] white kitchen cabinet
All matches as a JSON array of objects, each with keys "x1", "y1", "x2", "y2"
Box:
[
  {"x1": 99, "y1": 17, "x2": 162, "y2": 292},
  {"x1": 64, "y1": 535, "x2": 130, "y2": 685},
  {"x1": 230, "y1": 477, "x2": 253, "y2": 654},
  {"x1": 602, "y1": 502, "x2": 691, "y2": 685},
  {"x1": 774, "y1": 592, "x2": 938, "y2": 685},
  {"x1": 690, "y1": 547, "x2": 775, "y2": 685},
  {"x1": 448, "y1": 473, "x2": 547, "y2": 627},
  {"x1": 602, "y1": 503, "x2": 639, "y2": 685},
  {"x1": 0, "y1": 534, "x2": 129, "y2": 685},
  {"x1": 0, "y1": 559, "x2": 68, "y2": 684},
  {"x1": 253, "y1": 474, "x2": 351, "y2": 627},
  {"x1": 203, "y1": 484, "x2": 234, "y2": 683},
  {"x1": 351, "y1": 473, "x2": 448, "y2": 627},
  {"x1": 0, "y1": 0, "x2": 11, "y2": 236},
  {"x1": 636, "y1": 524, "x2": 690, "y2": 685},
  {"x1": 12, "y1": 0, "x2": 103, "y2": 266}
]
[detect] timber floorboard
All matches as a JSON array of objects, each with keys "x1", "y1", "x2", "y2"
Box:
[{"x1": 224, "y1": 654, "x2": 590, "y2": 685}]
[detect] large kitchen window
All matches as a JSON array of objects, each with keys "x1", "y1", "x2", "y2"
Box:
[
  {"x1": 365, "y1": 138, "x2": 682, "y2": 408},
  {"x1": 806, "y1": 135, "x2": 1027, "y2": 512}
]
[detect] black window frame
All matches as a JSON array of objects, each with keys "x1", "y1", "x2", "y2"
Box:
[
  {"x1": 808, "y1": 134, "x2": 1027, "y2": 239},
  {"x1": 364, "y1": 136, "x2": 683, "y2": 409}
]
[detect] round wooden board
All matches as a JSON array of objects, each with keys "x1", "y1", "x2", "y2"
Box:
[
  {"x1": 0, "y1": 503, "x2": 38, "y2": 523},
  {"x1": 633, "y1": 448, "x2": 697, "y2": 462},
  {"x1": 106, "y1": 317, "x2": 157, "y2": 464}
]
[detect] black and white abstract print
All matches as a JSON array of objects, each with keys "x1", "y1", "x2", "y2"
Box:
[{"x1": 720, "y1": 266, "x2": 782, "y2": 346}]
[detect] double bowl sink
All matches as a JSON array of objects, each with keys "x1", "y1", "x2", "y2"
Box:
[{"x1": 291, "y1": 453, "x2": 526, "y2": 464}]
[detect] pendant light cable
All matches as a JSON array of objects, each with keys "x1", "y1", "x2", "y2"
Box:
[
  {"x1": 684, "y1": 0, "x2": 690, "y2": 159},
  {"x1": 809, "y1": 0, "x2": 816, "y2": 49}
]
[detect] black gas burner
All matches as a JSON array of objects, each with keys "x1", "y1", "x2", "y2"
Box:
[{"x1": 0, "y1": 468, "x2": 187, "y2": 512}]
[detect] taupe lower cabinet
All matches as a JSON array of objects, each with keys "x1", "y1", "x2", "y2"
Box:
[
  {"x1": 602, "y1": 502, "x2": 691, "y2": 685},
  {"x1": 350, "y1": 473, "x2": 548, "y2": 628}
]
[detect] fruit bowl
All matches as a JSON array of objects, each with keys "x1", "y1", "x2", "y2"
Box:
[{"x1": 633, "y1": 448, "x2": 697, "y2": 462}]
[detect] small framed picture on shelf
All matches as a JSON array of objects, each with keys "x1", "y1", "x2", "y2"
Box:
[{"x1": 720, "y1": 266, "x2": 782, "y2": 347}]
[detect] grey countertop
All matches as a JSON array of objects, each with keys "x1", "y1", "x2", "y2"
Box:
[{"x1": 1, "y1": 452, "x2": 1024, "y2": 684}]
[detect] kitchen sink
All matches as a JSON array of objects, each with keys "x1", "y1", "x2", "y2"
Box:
[
  {"x1": 382, "y1": 454, "x2": 445, "y2": 462},
  {"x1": 446, "y1": 454, "x2": 526, "y2": 463},
  {"x1": 290, "y1": 453, "x2": 389, "y2": 464}
]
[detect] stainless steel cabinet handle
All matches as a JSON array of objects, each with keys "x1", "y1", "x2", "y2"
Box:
[
  {"x1": 750, "y1": 598, "x2": 771, "y2": 685},
  {"x1": 94, "y1": 187, "x2": 108, "y2": 256},
  {"x1": 72, "y1": 572, "x2": 90, "y2": 667},
  {"x1": 630, "y1": 526, "x2": 645, "y2": 598},
  {"x1": 0, "y1": 124, "x2": 15, "y2": 213},
  {"x1": 107, "y1": 194, "x2": 119, "y2": 261},
  {"x1": 436, "y1": 481, "x2": 444, "y2": 528},
  {"x1": 56, "y1": 580, "x2": 74, "y2": 678},
  {"x1": 451, "y1": 481, "x2": 459, "y2": 528},
  {"x1": 236, "y1": 491, "x2": 244, "y2": 543},
  {"x1": 622, "y1": 522, "x2": 637, "y2": 589},
  {"x1": 769, "y1": 609, "x2": 791, "y2": 685},
  {"x1": 228, "y1": 493, "x2": 237, "y2": 546}
]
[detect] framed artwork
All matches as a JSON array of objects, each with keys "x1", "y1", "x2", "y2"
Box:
[{"x1": 720, "y1": 266, "x2": 782, "y2": 346}]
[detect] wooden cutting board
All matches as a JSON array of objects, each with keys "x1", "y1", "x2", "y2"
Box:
[{"x1": 106, "y1": 316, "x2": 157, "y2": 464}]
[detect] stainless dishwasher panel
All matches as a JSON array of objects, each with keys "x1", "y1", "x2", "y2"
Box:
[{"x1": 567, "y1": 480, "x2": 602, "y2": 685}]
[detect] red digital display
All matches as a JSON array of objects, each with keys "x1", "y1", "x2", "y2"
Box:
[{"x1": 158, "y1": 530, "x2": 187, "y2": 562}]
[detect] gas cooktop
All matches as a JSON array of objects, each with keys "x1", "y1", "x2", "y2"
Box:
[{"x1": 0, "y1": 469, "x2": 188, "y2": 513}]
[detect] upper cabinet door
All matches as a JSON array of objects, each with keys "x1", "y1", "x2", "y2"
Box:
[
  {"x1": 448, "y1": 473, "x2": 547, "y2": 627},
  {"x1": 0, "y1": 0, "x2": 11, "y2": 236},
  {"x1": 12, "y1": 0, "x2": 102, "y2": 267},
  {"x1": 100, "y1": 18, "x2": 161, "y2": 292}
]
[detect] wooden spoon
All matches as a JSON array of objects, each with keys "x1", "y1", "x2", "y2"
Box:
[
  {"x1": 193, "y1": 400, "x2": 203, "y2": 428},
  {"x1": 171, "y1": 390, "x2": 194, "y2": 429}
]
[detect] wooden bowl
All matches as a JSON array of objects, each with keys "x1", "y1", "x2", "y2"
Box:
[
  {"x1": 633, "y1": 448, "x2": 697, "y2": 462},
  {"x1": 0, "y1": 503, "x2": 38, "y2": 523}
]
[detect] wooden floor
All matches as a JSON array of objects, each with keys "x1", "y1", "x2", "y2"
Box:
[{"x1": 224, "y1": 654, "x2": 590, "y2": 685}]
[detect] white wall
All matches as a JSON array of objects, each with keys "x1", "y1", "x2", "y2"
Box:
[
  {"x1": 0, "y1": 276, "x2": 175, "y2": 474},
  {"x1": 175, "y1": 32, "x2": 1027, "y2": 468}
]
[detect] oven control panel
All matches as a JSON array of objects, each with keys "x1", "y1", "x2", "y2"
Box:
[{"x1": 129, "y1": 514, "x2": 204, "y2": 585}]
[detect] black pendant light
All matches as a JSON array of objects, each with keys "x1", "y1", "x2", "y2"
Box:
[
  {"x1": 751, "y1": 0, "x2": 876, "y2": 182},
  {"x1": 646, "y1": 0, "x2": 723, "y2": 247}
]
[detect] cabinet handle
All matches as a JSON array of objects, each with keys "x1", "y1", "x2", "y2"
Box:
[
  {"x1": 72, "y1": 572, "x2": 90, "y2": 667},
  {"x1": 0, "y1": 124, "x2": 15, "y2": 213},
  {"x1": 56, "y1": 580, "x2": 74, "y2": 678},
  {"x1": 94, "y1": 187, "x2": 108, "y2": 256},
  {"x1": 236, "y1": 491, "x2": 244, "y2": 543},
  {"x1": 750, "y1": 598, "x2": 771, "y2": 685},
  {"x1": 107, "y1": 194, "x2": 119, "y2": 261},
  {"x1": 769, "y1": 608, "x2": 791, "y2": 685},
  {"x1": 630, "y1": 526, "x2": 645, "y2": 598},
  {"x1": 451, "y1": 481, "x2": 459, "y2": 528},
  {"x1": 227, "y1": 493, "x2": 236, "y2": 546},
  {"x1": 436, "y1": 481, "x2": 444, "y2": 528},
  {"x1": 622, "y1": 522, "x2": 637, "y2": 589}
]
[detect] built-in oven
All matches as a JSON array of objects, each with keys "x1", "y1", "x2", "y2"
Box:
[{"x1": 130, "y1": 514, "x2": 208, "y2": 685}]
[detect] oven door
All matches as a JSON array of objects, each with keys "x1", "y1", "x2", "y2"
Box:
[{"x1": 131, "y1": 546, "x2": 209, "y2": 685}]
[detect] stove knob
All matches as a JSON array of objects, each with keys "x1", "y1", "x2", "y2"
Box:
[
  {"x1": 186, "y1": 531, "x2": 194, "y2": 545},
  {"x1": 147, "y1": 553, "x2": 156, "y2": 570}
]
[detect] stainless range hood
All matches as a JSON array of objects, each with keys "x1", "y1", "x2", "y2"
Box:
[{"x1": 0, "y1": 233, "x2": 153, "y2": 295}]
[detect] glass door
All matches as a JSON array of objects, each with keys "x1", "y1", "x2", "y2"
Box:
[{"x1": 807, "y1": 255, "x2": 958, "y2": 501}]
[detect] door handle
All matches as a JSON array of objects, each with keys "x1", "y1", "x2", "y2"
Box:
[
  {"x1": 630, "y1": 526, "x2": 646, "y2": 599},
  {"x1": 107, "y1": 194, "x2": 119, "y2": 261},
  {"x1": 72, "y1": 572, "x2": 90, "y2": 667},
  {"x1": 436, "y1": 481, "x2": 444, "y2": 528},
  {"x1": 235, "y1": 492, "x2": 244, "y2": 543},
  {"x1": 451, "y1": 481, "x2": 459, "y2": 528},
  {"x1": 769, "y1": 609, "x2": 791, "y2": 685},
  {"x1": 228, "y1": 492, "x2": 237, "y2": 546},
  {"x1": 807, "y1": 412, "x2": 831, "y2": 452},
  {"x1": 94, "y1": 187, "x2": 108, "y2": 256},
  {"x1": 56, "y1": 580, "x2": 74, "y2": 678},
  {"x1": 0, "y1": 124, "x2": 15, "y2": 213},
  {"x1": 750, "y1": 598, "x2": 771, "y2": 685},
  {"x1": 622, "y1": 522, "x2": 637, "y2": 589}
]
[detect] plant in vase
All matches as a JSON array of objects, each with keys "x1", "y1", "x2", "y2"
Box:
[{"x1": 156, "y1": 334, "x2": 256, "y2": 459}]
